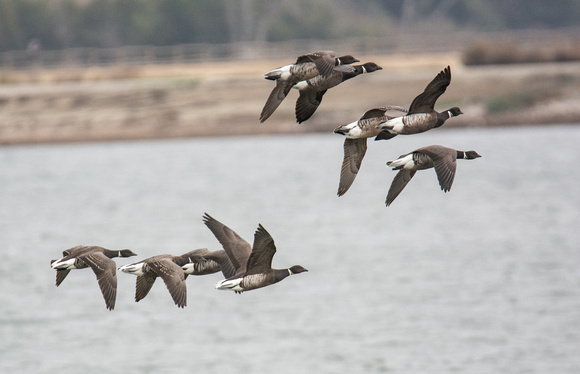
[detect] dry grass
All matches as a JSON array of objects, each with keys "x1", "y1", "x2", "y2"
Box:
[
  {"x1": 464, "y1": 39, "x2": 580, "y2": 65},
  {"x1": 1, "y1": 53, "x2": 579, "y2": 145}
]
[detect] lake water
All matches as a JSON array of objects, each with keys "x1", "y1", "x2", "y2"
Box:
[{"x1": 1, "y1": 125, "x2": 579, "y2": 373}]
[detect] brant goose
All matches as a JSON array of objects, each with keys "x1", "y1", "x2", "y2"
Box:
[
  {"x1": 50, "y1": 245, "x2": 137, "y2": 310},
  {"x1": 181, "y1": 248, "x2": 236, "y2": 278},
  {"x1": 333, "y1": 105, "x2": 408, "y2": 196},
  {"x1": 202, "y1": 213, "x2": 307, "y2": 293},
  {"x1": 375, "y1": 66, "x2": 462, "y2": 139},
  {"x1": 118, "y1": 251, "x2": 204, "y2": 308},
  {"x1": 385, "y1": 145, "x2": 481, "y2": 206},
  {"x1": 294, "y1": 62, "x2": 383, "y2": 123},
  {"x1": 260, "y1": 51, "x2": 359, "y2": 122}
]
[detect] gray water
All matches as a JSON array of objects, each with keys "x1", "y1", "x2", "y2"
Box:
[{"x1": 1, "y1": 125, "x2": 579, "y2": 373}]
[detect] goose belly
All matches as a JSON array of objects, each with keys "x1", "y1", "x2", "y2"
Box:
[
  {"x1": 399, "y1": 113, "x2": 435, "y2": 134},
  {"x1": 240, "y1": 274, "x2": 270, "y2": 291}
]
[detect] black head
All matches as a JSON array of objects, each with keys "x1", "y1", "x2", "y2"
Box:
[
  {"x1": 119, "y1": 249, "x2": 137, "y2": 257},
  {"x1": 361, "y1": 62, "x2": 382, "y2": 73},
  {"x1": 336, "y1": 55, "x2": 359, "y2": 65},
  {"x1": 289, "y1": 265, "x2": 308, "y2": 274},
  {"x1": 464, "y1": 150, "x2": 482, "y2": 159},
  {"x1": 448, "y1": 107, "x2": 463, "y2": 117}
]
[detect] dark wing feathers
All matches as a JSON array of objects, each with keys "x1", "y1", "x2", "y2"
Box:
[
  {"x1": 337, "y1": 138, "x2": 367, "y2": 196},
  {"x1": 260, "y1": 81, "x2": 293, "y2": 122},
  {"x1": 55, "y1": 269, "x2": 71, "y2": 287},
  {"x1": 135, "y1": 274, "x2": 156, "y2": 302},
  {"x1": 244, "y1": 224, "x2": 277, "y2": 276},
  {"x1": 408, "y1": 66, "x2": 451, "y2": 114},
  {"x1": 203, "y1": 251, "x2": 237, "y2": 279},
  {"x1": 295, "y1": 51, "x2": 336, "y2": 78},
  {"x1": 80, "y1": 252, "x2": 117, "y2": 311},
  {"x1": 295, "y1": 89, "x2": 327, "y2": 123},
  {"x1": 417, "y1": 146, "x2": 457, "y2": 192},
  {"x1": 203, "y1": 213, "x2": 252, "y2": 275},
  {"x1": 360, "y1": 108, "x2": 387, "y2": 120},
  {"x1": 147, "y1": 258, "x2": 187, "y2": 308},
  {"x1": 386, "y1": 170, "x2": 416, "y2": 206},
  {"x1": 374, "y1": 131, "x2": 398, "y2": 141}
]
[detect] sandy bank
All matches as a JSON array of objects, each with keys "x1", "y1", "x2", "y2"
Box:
[{"x1": 1, "y1": 54, "x2": 579, "y2": 145}]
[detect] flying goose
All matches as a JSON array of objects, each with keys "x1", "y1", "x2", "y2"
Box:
[
  {"x1": 375, "y1": 66, "x2": 462, "y2": 139},
  {"x1": 294, "y1": 62, "x2": 383, "y2": 123},
  {"x1": 202, "y1": 213, "x2": 307, "y2": 293},
  {"x1": 385, "y1": 145, "x2": 481, "y2": 206},
  {"x1": 181, "y1": 248, "x2": 235, "y2": 279},
  {"x1": 260, "y1": 51, "x2": 359, "y2": 122},
  {"x1": 118, "y1": 251, "x2": 204, "y2": 308},
  {"x1": 50, "y1": 245, "x2": 137, "y2": 310},
  {"x1": 333, "y1": 105, "x2": 408, "y2": 196}
]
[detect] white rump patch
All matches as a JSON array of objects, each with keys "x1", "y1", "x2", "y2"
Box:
[
  {"x1": 389, "y1": 154, "x2": 414, "y2": 169},
  {"x1": 338, "y1": 121, "x2": 362, "y2": 138},
  {"x1": 119, "y1": 262, "x2": 145, "y2": 276},
  {"x1": 182, "y1": 263, "x2": 194, "y2": 274},
  {"x1": 215, "y1": 278, "x2": 243, "y2": 291},
  {"x1": 51, "y1": 257, "x2": 76, "y2": 270},
  {"x1": 293, "y1": 81, "x2": 308, "y2": 90},
  {"x1": 386, "y1": 117, "x2": 405, "y2": 133}
]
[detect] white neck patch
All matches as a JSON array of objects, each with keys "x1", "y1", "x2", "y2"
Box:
[
  {"x1": 288, "y1": 269, "x2": 293, "y2": 276},
  {"x1": 362, "y1": 66, "x2": 367, "y2": 73}
]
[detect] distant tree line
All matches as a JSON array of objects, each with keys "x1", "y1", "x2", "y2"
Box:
[{"x1": 1, "y1": 0, "x2": 579, "y2": 52}]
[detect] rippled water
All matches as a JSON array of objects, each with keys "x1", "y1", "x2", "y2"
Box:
[{"x1": 1, "y1": 125, "x2": 579, "y2": 373}]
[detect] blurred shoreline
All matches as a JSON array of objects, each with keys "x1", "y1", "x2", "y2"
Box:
[{"x1": 1, "y1": 53, "x2": 579, "y2": 145}]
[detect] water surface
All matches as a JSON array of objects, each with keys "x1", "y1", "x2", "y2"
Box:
[{"x1": 1, "y1": 125, "x2": 579, "y2": 373}]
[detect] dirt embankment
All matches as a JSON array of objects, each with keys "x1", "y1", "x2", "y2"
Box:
[{"x1": 1, "y1": 53, "x2": 579, "y2": 145}]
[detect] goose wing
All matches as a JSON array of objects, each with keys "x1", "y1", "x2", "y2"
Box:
[
  {"x1": 408, "y1": 66, "x2": 451, "y2": 114},
  {"x1": 245, "y1": 224, "x2": 277, "y2": 276},
  {"x1": 337, "y1": 138, "x2": 367, "y2": 196},
  {"x1": 416, "y1": 146, "x2": 457, "y2": 192},
  {"x1": 260, "y1": 81, "x2": 293, "y2": 122},
  {"x1": 55, "y1": 269, "x2": 71, "y2": 287},
  {"x1": 204, "y1": 250, "x2": 237, "y2": 279},
  {"x1": 203, "y1": 213, "x2": 252, "y2": 276},
  {"x1": 386, "y1": 170, "x2": 417, "y2": 206},
  {"x1": 80, "y1": 252, "x2": 118, "y2": 311},
  {"x1": 135, "y1": 273, "x2": 157, "y2": 302},
  {"x1": 296, "y1": 51, "x2": 336, "y2": 78},
  {"x1": 295, "y1": 89, "x2": 327, "y2": 123},
  {"x1": 147, "y1": 258, "x2": 187, "y2": 308},
  {"x1": 360, "y1": 108, "x2": 387, "y2": 121}
]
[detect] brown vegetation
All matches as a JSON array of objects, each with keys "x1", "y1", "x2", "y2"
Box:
[
  {"x1": 1, "y1": 53, "x2": 579, "y2": 145},
  {"x1": 463, "y1": 39, "x2": 580, "y2": 65}
]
